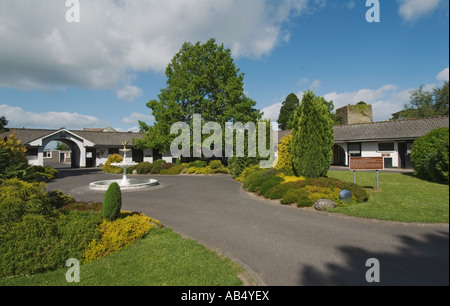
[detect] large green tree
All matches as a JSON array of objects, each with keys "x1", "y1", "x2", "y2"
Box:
[
  {"x1": 277, "y1": 93, "x2": 300, "y2": 130},
  {"x1": 291, "y1": 90, "x2": 334, "y2": 178},
  {"x1": 135, "y1": 39, "x2": 262, "y2": 153},
  {"x1": 391, "y1": 81, "x2": 449, "y2": 120}
]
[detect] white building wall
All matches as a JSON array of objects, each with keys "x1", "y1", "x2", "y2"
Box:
[
  {"x1": 361, "y1": 142, "x2": 399, "y2": 168},
  {"x1": 143, "y1": 150, "x2": 153, "y2": 163}
]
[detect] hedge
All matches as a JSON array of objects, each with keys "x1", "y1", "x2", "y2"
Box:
[{"x1": 411, "y1": 127, "x2": 449, "y2": 184}]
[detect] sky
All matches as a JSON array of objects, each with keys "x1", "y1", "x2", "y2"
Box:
[{"x1": 0, "y1": 0, "x2": 449, "y2": 133}]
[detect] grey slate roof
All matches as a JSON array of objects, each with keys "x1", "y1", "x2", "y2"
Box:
[
  {"x1": 334, "y1": 116, "x2": 449, "y2": 142},
  {"x1": 1, "y1": 128, "x2": 144, "y2": 147},
  {"x1": 278, "y1": 116, "x2": 449, "y2": 143}
]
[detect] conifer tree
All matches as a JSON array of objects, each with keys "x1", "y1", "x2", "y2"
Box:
[
  {"x1": 291, "y1": 90, "x2": 334, "y2": 178},
  {"x1": 277, "y1": 93, "x2": 300, "y2": 130}
]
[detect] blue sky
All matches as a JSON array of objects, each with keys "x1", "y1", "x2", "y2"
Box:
[{"x1": 0, "y1": 0, "x2": 448, "y2": 132}]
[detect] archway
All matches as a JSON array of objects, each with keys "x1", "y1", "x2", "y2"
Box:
[
  {"x1": 332, "y1": 144, "x2": 347, "y2": 166},
  {"x1": 43, "y1": 140, "x2": 75, "y2": 169},
  {"x1": 34, "y1": 129, "x2": 94, "y2": 169}
]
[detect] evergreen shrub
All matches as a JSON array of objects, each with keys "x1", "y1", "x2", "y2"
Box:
[
  {"x1": 102, "y1": 183, "x2": 122, "y2": 221},
  {"x1": 411, "y1": 127, "x2": 449, "y2": 184}
]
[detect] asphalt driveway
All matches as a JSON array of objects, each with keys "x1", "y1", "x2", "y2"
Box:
[{"x1": 47, "y1": 169, "x2": 449, "y2": 286}]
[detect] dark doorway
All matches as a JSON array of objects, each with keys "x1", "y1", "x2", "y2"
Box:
[
  {"x1": 398, "y1": 142, "x2": 413, "y2": 169},
  {"x1": 332, "y1": 145, "x2": 346, "y2": 166},
  {"x1": 153, "y1": 149, "x2": 162, "y2": 162},
  {"x1": 132, "y1": 149, "x2": 144, "y2": 163},
  {"x1": 86, "y1": 148, "x2": 96, "y2": 168}
]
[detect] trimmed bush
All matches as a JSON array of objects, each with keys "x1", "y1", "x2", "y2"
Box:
[
  {"x1": 236, "y1": 165, "x2": 261, "y2": 182},
  {"x1": 195, "y1": 167, "x2": 208, "y2": 175},
  {"x1": 188, "y1": 160, "x2": 207, "y2": 168},
  {"x1": 275, "y1": 134, "x2": 293, "y2": 172},
  {"x1": 160, "y1": 163, "x2": 173, "y2": 170},
  {"x1": 102, "y1": 183, "x2": 122, "y2": 221},
  {"x1": 160, "y1": 165, "x2": 185, "y2": 175},
  {"x1": 0, "y1": 178, "x2": 54, "y2": 223},
  {"x1": 264, "y1": 182, "x2": 297, "y2": 200},
  {"x1": 259, "y1": 176, "x2": 284, "y2": 197},
  {"x1": 280, "y1": 188, "x2": 310, "y2": 206},
  {"x1": 102, "y1": 154, "x2": 123, "y2": 174},
  {"x1": 48, "y1": 190, "x2": 75, "y2": 209},
  {"x1": 136, "y1": 162, "x2": 153, "y2": 174},
  {"x1": 241, "y1": 169, "x2": 369, "y2": 207},
  {"x1": 411, "y1": 127, "x2": 449, "y2": 184},
  {"x1": 83, "y1": 213, "x2": 162, "y2": 263},
  {"x1": 209, "y1": 160, "x2": 224, "y2": 169},
  {"x1": 0, "y1": 178, "x2": 102, "y2": 277},
  {"x1": 227, "y1": 157, "x2": 260, "y2": 178}
]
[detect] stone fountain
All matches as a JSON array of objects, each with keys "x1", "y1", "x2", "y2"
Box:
[{"x1": 89, "y1": 141, "x2": 158, "y2": 191}]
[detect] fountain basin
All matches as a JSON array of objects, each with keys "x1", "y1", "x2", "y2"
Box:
[{"x1": 89, "y1": 178, "x2": 159, "y2": 191}]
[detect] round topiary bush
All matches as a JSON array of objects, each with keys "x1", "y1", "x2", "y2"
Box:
[
  {"x1": 102, "y1": 183, "x2": 122, "y2": 221},
  {"x1": 411, "y1": 127, "x2": 449, "y2": 184}
]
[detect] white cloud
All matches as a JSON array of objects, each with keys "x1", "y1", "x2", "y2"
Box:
[
  {"x1": 0, "y1": 104, "x2": 106, "y2": 129},
  {"x1": 0, "y1": 0, "x2": 315, "y2": 92},
  {"x1": 347, "y1": 1, "x2": 356, "y2": 10},
  {"x1": 116, "y1": 85, "x2": 143, "y2": 102},
  {"x1": 310, "y1": 79, "x2": 322, "y2": 90},
  {"x1": 437, "y1": 67, "x2": 449, "y2": 82},
  {"x1": 121, "y1": 112, "x2": 154, "y2": 125},
  {"x1": 398, "y1": 0, "x2": 442, "y2": 22},
  {"x1": 261, "y1": 102, "x2": 283, "y2": 123}
]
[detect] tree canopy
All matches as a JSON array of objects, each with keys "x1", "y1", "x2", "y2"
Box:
[
  {"x1": 134, "y1": 39, "x2": 262, "y2": 153},
  {"x1": 277, "y1": 93, "x2": 300, "y2": 130},
  {"x1": 391, "y1": 81, "x2": 449, "y2": 120},
  {"x1": 0, "y1": 116, "x2": 9, "y2": 134}
]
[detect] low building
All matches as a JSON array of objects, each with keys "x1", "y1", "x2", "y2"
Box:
[
  {"x1": 1, "y1": 128, "x2": 174, "y2": 168},
  {"x1": 3, "y1": 116, "x2": 449, "y2": 170},
  {"x1": 279, "y1": 116, "x2": 449, "y2": 169}
]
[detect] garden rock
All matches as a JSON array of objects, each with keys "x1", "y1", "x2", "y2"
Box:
[{"x1": 314, "y1": 199, "x2": 337, "y2": 211}]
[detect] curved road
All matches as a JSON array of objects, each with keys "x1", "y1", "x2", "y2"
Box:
[{"x1": 47, "y1": 169, "x2": 449, "y2": 286}]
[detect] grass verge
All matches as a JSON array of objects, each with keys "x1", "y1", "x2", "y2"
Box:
[
  {"x1": 0, "y1": 228, "x2": 244, "y2": 286},
  {"x1": 327, "y1": 171, "x2": 449, "y2": 223}
]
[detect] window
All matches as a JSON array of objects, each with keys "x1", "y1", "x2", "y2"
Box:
[
  {"x1": 43, "y1": 151, "x2": 52, "y2": 158},
  {"x1": 378, "y1": 142, "x2": 395, "y2": 152},
  {"x1": 26, "y1": 148, "x2": 38, "y2": 156},
  {"x1": 348, "y1": 143, "x2": 362, "y2": 157},
  {"x1": 108, "y1": 148, "x2": 119, "y2": 155}
]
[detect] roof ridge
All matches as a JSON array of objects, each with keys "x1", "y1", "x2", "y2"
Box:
[{"x1": 334, "y1": 115, "x2": 449, "y2": 128}]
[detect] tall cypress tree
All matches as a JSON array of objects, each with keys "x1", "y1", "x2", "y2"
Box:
[{"x1": 291, "y1": 90, "x2": 334, "y2": 178}]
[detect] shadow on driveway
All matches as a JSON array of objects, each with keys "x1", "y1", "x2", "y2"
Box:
[{"x1": 300, "y1": 231, "x2": 449, "y2": 286}]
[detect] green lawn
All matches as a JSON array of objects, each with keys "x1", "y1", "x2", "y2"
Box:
[
  {"x1": 0, "y1": 228, "x2": 243, "y2": 286},
  {"x1": 327, "y1": 171, "x2": 449, "y2": 223}
]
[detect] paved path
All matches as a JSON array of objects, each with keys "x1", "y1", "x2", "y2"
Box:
[{"x1": 47, "y1": 169, "x2": 449, "y2": 286}]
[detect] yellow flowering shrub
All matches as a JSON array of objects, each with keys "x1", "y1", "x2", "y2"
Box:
[
  {"x1": 277, "y1": 173, "x2": 306, "y2": 183},
  {"x1": 83, "y1": 212, "x2": 162, "y2": 263},
  {"x1": 275, "y1": 135, "x2": 293, "y2": 171},
  {"x1": 302, "y1": 185, "x2": 342, "y2": 205}
]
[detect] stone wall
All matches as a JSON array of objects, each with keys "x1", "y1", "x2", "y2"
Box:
[{"x1": 336, "y1": 104, "x2": 373, "y2": 125}]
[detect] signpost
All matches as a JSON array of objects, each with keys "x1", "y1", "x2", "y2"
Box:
[{"x1": 350, "y1": 157, "x2": 384, "y2": 189}]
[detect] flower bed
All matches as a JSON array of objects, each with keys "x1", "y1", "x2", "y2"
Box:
[{"x1": 241, "y1": 168, "x2": 369, "y2": 208}]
